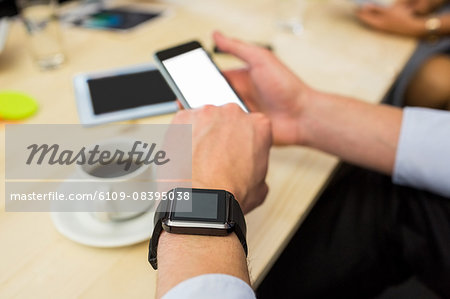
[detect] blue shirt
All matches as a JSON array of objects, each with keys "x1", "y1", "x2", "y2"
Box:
[{"x1": 164, "y1": 107, "x2": 450, "y2": 299}]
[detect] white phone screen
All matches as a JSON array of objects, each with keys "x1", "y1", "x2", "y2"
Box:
[{"x1": 162, "y1": 48, "x2": 247, "y2": 111}]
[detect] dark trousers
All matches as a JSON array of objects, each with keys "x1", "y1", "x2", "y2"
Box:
[{"x1": 257, "y1": 163, "x2": 450, "y2": 299}]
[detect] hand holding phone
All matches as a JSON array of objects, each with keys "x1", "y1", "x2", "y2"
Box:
[{"x1": 154, "y1": 41, "x2": 249, "y2": 112}]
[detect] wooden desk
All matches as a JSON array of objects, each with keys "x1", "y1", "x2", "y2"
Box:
[{"x1": 0, "y1": 0, "x2": 416, "y2": 297}]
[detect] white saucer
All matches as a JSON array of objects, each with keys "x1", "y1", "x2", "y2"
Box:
[
  {"x1": 51, "y1": 210, "x2": 154, "y2": 248},
  {"x1": 50, "y1": 173, "x2": 155, "y2": 247}
]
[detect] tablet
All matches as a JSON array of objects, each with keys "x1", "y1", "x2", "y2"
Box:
[
  {"x1": 74, "y1": 64, "x2": 177, "y2": 126},
  {"x1": 72, "y1": 8, "x2": 162, "y2": 32}
]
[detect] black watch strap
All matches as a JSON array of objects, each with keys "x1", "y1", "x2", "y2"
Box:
[
  {"x1": 228, "y1": 192, "x2": 248, "y2": 256},
  {"x1": 148, "y1": 199, "x2": 168, "y2": 270},
  {"x1": 148, "y1": 189, "x2": 247, "y2": 270}
]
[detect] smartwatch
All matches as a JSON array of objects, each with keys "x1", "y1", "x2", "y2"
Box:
[{"x1": 148, "y1": 188, "x2": 248, "y2": 270}]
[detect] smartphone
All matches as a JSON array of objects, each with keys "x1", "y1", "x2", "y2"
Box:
[{"x1": 154, "y1": 41, "x2": 249, "y2": 112}]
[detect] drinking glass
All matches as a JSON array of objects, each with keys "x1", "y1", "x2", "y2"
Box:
[{"x1": 16, "y1": 0, "x2": 65, "y2": 70}]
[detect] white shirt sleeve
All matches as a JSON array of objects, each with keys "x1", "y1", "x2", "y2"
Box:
[
  {"x1": 162, "y1": 274, "x2": 256, "y2": 299},
  {"x1": 393, "y1": 107, "x2": 450, "y2": 198}
]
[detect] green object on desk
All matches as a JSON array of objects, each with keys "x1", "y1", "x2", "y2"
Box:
[{"x1": 0, "y1": 91, "x2": 38, "y2": 120}]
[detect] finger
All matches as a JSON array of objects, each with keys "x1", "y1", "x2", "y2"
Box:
[
  {"x1": 198, "y1": 104, "x2": 217, "y2": 115},
  {"x1": 222, "y1": 68, "x2": 249, "y2": 81},
  {"x1": 261, "y1": 182, "x2": 269, "y2": 200},
  {"x1": 213, "y1": 31, "x2": 267, "y2": 66},
  {"x1": 222, "y1": 69, "x2": 258, "y2": 111},
  {"x1": 222, "y1": 68, "x2": 250, "y2": 90},
  {"x1": 356, "y1": 10, "x2": 384, "y2": 28},
  {"x1": 176, "y1": 100, "x2": 184, "y2": 110},
  {"x1": 242, "y1": 182, "x2": 269, "y2": 214},
  {"x1": 191, "y1": 105, "x2": 218, "y2": 129},
  {"x1": 250, "y1": 113, "x2": 272, "y2": 145},
  {"x1": 358, "y1": 15, "x2": 381, "y2": 28},
  {"x1": 171, "y1": 109, "x2": 192, "y2": 124},
  {"x1": 222, "y1": 102, "x2": 246, "y2": 116},
  {"x1": 391, "y1": 1, "x2": 413, "y2": 13},
  {"x1": 255, "y1": 182, "x2": 269, "y2": 205},
  {"x1": 360, "y1": 3, "x2": 386, "y2": 13},
  {"x1": 392, "y1": 1, "x2": 407, "y2": 7}
]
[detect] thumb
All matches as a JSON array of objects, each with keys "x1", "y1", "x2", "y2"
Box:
[
  {"x1": 213, "y1": 31, "x2": 265, "y2": 66},
  {"x1": 360, "y1": 3, "x2": 386, "y2": 13}
]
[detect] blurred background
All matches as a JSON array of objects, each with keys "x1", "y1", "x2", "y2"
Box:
[{"x1": 1, "y1": 0, "x2": 449, "y2": 298}]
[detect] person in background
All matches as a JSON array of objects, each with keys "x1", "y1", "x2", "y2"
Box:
[
  {"x1": 357, "y1": 0, "x2": 450, "y2": 110},
  {"x1": 156, "y1": 32, "x2": 450, "y2": 299}
]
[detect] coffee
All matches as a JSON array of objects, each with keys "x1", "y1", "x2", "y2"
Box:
[{"x1": 88, "y1": 160, "x2": 143, "y2": 178}]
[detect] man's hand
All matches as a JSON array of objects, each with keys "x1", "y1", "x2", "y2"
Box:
[
  {"x1": 397, "y1": 0, "x2": 444, "y2": 15},
  {"x1": 214, "y1": 31, "x2": 314, "y2": 145},
  {"x1": 357, "y1": 4, "x2": 427, "y2": 36},
  {"x1": 172, "y1": 103, "x2": 272, "y2": 214},
  {"x1": 214, "y1": 32, "x2": 403, "y2": 175}
]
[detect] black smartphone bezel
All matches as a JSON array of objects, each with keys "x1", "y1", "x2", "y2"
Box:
[{"x1": 155, "y1": 41, "x2": 202, "y2": 61}]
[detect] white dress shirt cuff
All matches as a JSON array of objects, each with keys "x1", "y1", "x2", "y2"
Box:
[
  {"x1": 162, "y1": 274, "x2": 256, "y2": 299},
  {"x1": 393, "y1": 107, "x2": 450, "y2": 197}
]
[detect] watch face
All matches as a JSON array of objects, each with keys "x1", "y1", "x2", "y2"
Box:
[{"x1": 170, "y1": 189, "x2": 227, "y2": 223}]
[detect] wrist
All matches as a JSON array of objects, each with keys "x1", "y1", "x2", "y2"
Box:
[
  {"x1": 411, "y1": 17, "x2": 428, "y2": 37},
  {"x1": 158, "y1": 230, "x2": 249, "y2": 276},
  {"x1": 157, "y1": 230, "x2": 250, "y2": 297},
  {"x1": 296, "y1": 88, "x2": 329, "y2": 147},
  {"x1": 159, "y1": 229, "x2": 244, "y2": 253}
]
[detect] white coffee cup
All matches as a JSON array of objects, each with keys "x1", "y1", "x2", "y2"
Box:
[{"x1": 76, "y1": 139, "x2": 155, "y2": 222}]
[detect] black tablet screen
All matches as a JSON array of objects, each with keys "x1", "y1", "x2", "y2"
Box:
[{"x1": 87, "y1": 70, "x2": 176, "y2": 115}]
